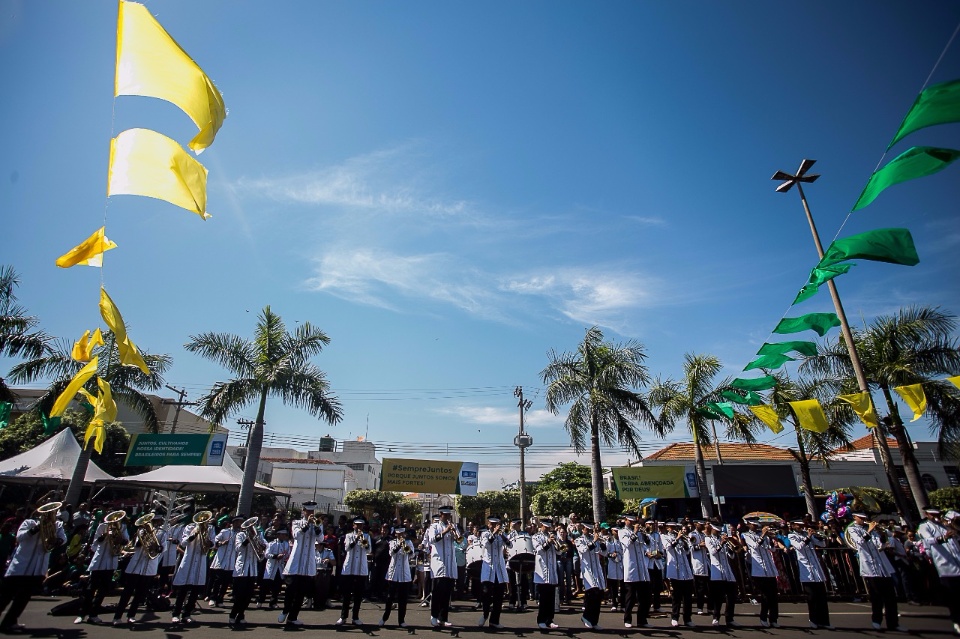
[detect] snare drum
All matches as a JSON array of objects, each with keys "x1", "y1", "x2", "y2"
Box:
[{"x1": 507, "y1": 533, "x2": 535, "y2": 572}]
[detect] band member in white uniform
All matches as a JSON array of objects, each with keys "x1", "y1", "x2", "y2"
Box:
[
  {"x1": 620, "y1": 515, "x2": 651, "y2": 628},
  {"x1": 428, "y1": 506, "x2": 459, "y2": 627},
  {"x1": 603, "y1": 527, "x2": 623, "y2": 611},
  {"x1": 171, "y1": 511, "x2": 216, "y2": 624},
  {"x1": 313, "y1": 536, "x2": 336, "y2": 610},
  {"x1": 663, "y1": 521, "x2": 694, "y2": 628},
  {"x1": 787, "y1": 519, "x2": 832, "y2": 629},
  {"x1": 847, "y1": 512, "x2": 905, "y2": 632},
  {"x1": 258, "y1": 529, "x2": 290, "y2": 609},
  {"x1": 478, "y1": 516, "x2": 510, "y2": 629},
  {"x1": 337, "y1": 517, "x2": 372, "y2": 626},
  {"x1": 704, "y1": 523, "x2": 739, "y2": 628},
  {"x1": 575, "y1": 522, "x2": 606, "y2": 630},
  {"x1": 917, "y1": 508, "x2": 960, "y2": 634},
  {"x1": 208, "y1": 515, "x2": 241, "y2": 607},
  {"x1": 380, "y1": 526, "x2": 416, "y2": 628},
  {"x1": 688, "y1": 521, "x2": 711, "y2": 615},
  {"x1": 0, "y1": 503, "x2": 67, "y2": 633},
  {"x1": 75, "y1": 511, "x2": 129, "y2": 624},
  {"x1": 507, "y1": 518, "x2": 531, "y2": 611},
  {"x1": 741, "y1": 518, "x2": 783, "y2": 627},
  {"x1": 113, "y1": 512, "x2": 166, "y2": 625},
  {"x1": 646, "y1": 521, "x2": 666, "y2": 614},
  {"x1": 158, "y1": 515, "x2": 186, "y2": 595},
  {"x1": 279, "y1": 501, "x2": 322, "y2": 626},
  {"x1": 532, "y1": 518, "x2": 560, "y2": 629},
  {"x1": 230, "y1": 515, "x2": 263, "y2": 626}
]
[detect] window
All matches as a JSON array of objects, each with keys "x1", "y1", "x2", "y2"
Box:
[
  {"x1": 921, "y1": 474, "x2": 938, "y2": 491},
  {"x1": 944, "y1": 466, "x2": 960, "y2": 488}
]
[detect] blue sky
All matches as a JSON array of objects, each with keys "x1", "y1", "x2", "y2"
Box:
[{"x1": 2, "y1": 1, "x2": 959, "y2": 491}]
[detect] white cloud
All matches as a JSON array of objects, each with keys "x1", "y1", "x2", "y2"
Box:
[
  {"x1": 624, "y1": 215, "x2": 667, "y2": 227},
  {"x1": 435, "y1": 405, "x2": 564, "y2": 428}
]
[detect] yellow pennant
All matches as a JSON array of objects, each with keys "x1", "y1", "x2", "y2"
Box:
[
  {"x1": 56, "y1": 227, "x2": 118, "y2": 268},
  {"x1": 108, "y1": 128, "x2": 210, "y2": 220},
  {"x1": 97, "y1": 377, "x2": 118, "y2": 424},
  {"x1": 116, "y1": 0, "x2": 226, "y2": 153},
  {"x1": 788, "y1": 399, "x2": 830, "y2": 433},
  {"x1": 837, "y1": 392, "x2": 880, "y2": 429},
  {"x1": 71, "y1": 328, "x2": 104, "y2": 362},
  {"x1": 946, "y1": 375, "x2": 960, "y2": 391},
  {"x1": 84, "y1": 378, "x2": 117, "y2": 454},
  {"x1": 893, "y1": 384, "x2": 927, "y2": 422},
  {"x1": 749, "y1": 404, "x2": 784, "y2": 434},
  {"x1": 99, "y1": 287, "x2": 151, "y2": 375},
  {"x1": 50, "y1": 357, "x2": 99, "y2": 418}
]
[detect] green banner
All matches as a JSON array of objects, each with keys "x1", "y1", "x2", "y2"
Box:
[
  {"x1": 125, "y1": 433, "x2": 228, "y2": 466},
  {"x1": 612, "y1": 466, "x2": 691, "y2": 499}
]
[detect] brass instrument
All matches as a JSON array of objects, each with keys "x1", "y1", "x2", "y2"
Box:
[
  {"x1": 193, "y1": 510, "x2": 214, "y2": 552},
  {"x1": 126, "y1": 512, "x2": 163, "y2": 559},
  {"x1": 241, "y1": 516, "x2": 267, "y2": 562},
  {"x1": 549, "y1": 532, "x2": 564, "y2": 552},
  {"x1": 36, "y1": 501, "x2": 62, "y2": 552},
  {"x1": 359, "y1": 532, "x2": 370, "y2": 549},
  {"x1": 104, "y1": 510, "x2": 127, "y2": 555}
]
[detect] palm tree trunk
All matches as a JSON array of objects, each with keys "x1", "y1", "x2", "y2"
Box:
[
  {"x1": 872, "y1": 425, "x2": 915, "y2": 525},
  {"x1": 793, "y1": 425, "x2": 817, "y2": 519},
  {"x1": 880, "y1": 385, "x2": 929, "y2": 514},
  {"x1": 590, "y1": 421, "x2": 606, "y2": 524},
  {"x1": 236, "y1": 389, "x2": 268, "y2": 516},
  {"x1": 710, "y1": 421, "x2": 724, "y2": 465},
  {"x1": 692, "y1": 425, "x2": 712, "y2": 518},
  {"x1": 64, "y1": 438, "x2": 94, "y2": 508}
]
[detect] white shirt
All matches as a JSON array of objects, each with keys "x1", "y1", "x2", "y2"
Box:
[
  {"x1": 264, "y1": 539, "x2": 290, "y2": 579},
  {"x1": 741, "y1": 530, "x2": 779, "y2": 578},
  {"x1": 87, "y1": 521, "x2": 129, "y2": 572},
  {"x1": 704, "y1": 535, "x2": 736, "y2": 582},
  {"x1": 386, "y1": 538, "x2": 415, "y2": 582},
  {"x1": 283, "y1": 516, "x2": 322, "y2": 577},
  {"x1": 846, "y1": 523, "x2": 895, "y2": 578},
  {"x1": 5, "y1": 518, "x2": 67, "y2": 577},
  {"x1": 645, "y1": 530, "x2": 665, "y2": 570},
  {"x1": 604, "y1": 538, "x2": 624, "y2": 580},
  {"x1": 787, "y1": 531, "x2": 826, "y2": 583},
  {"x1": 160, "y1": 523, "x2": 185, "y2": 569},
  {"x1": 532, "y1": 530, "x2": 558, "y2": 584},
  {"x1": 575, "y1": 535, "x2": 606, "y2": 590},
  {"x1": 342, "y1": 530, "x2": 371, "y2": 576},
  {"x1": 663, "y1": 532, "x2": 693, "y2": 581},
  {"x1": 125, "y1": 527, "x2": 166, "y2": 576},
  {"x1": 480, "y1": 528, "x2": 511, "y2": 583},
  {"x1": 172, "y1": 522, "x2": 214, "y2": 586},
  {"x1": 210, "y1": 528, "x2": 238, "y2": 570},
  {"x1": 619, "y1": 527, "x2": 650, "y2": 582},
  {"x1": 428, "y1": 520, "x2": 459, "y2": 579},
  {"x1": 233, "y1": 530, "x2": 263, "y2": 577},
  {"x1": 917, "y1": 519, "x2": 960, "y2": 578},
  {"x1": 688, "y1": 529, "x2": 709, "y2": 577}
]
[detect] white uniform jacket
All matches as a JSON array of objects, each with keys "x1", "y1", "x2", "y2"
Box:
[
  {"x1": 917, "y1": 519, "x2": 960, "y2": 578},
  {"x1": 316, "y1": 547, "x2": 336, "y2": 573},
  {"x1": 234, "y1": 530, "x2": 263, "y2": 578},
  {"x1": 604, "y1": 538, "x2": 624, "y2": 580},
  {"x1": 846, "y1": 524, "x2": 895, "y2": 578},
  {"x1": 787, "y1": 531, "x2": 826, "y2": 583},
  {"x1": 645, "y1": 531, "x2": 665, "y2": 571},
  {"x1": 741, "y1": 530, "x2": 779, "y2": 578},
  {"x1": 160, "y1": 523, "x2": 185, "y2": 569},
  {"x1": 704, "y1": 535, "x2": 736, "y2": 582},
  {"x1": 172, "y1": 522, "x2": 215, "y2": 586},
  {"x1": 663, "y1": 532, "x2": 693, "y2": 581},
  {"x1": 386, "y1": 539, "x2": 415, "y2": 583},
  {"x1": 5, "y1": 518, "x2": 67, "y2": 577},
  {"x1": 480, "y1": 529, "x2": 511, "y2": 583},
  {"x1": 428, "y1": 521, "x2": 459, "y2": 579},
  {"x1": 283, "y1": 517, "x2": 322, "y2": 577},
  {"x1": 342, "y1": 531, "x2": 371, "y2": 577},
  {"x1": 264, "y1": 539, "x2": 290, "y2": 580},
  {"x1": 126, "y1": 528, "x2": 166, "y2": 577},
  {"x1": 619, "y1": 527, "x2": 650, "y2": 582},
  {"x1": 532, "y1": 531, "x2": 558, "y2": 585},
  {"x1": 87, "y1": 521, "x2": 129, "y2": 572},
  {"x1": 688, "y1": 529, "x2": 709, "y2": 577},
  {"x1": 575, "y1": 535, "x2": 606, "y2": 591},
  {"x1": 210, "y1": 528, "x2": 237, "y2": 570}
]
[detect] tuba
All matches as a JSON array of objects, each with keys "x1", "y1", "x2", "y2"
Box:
[
  {"x1": 241, "y1": 516, "x2": 267, "y2": 562},
  {"x1": 193, "y1": 510, "x2": 214, "y2": 552},
  {"x1": 125, "y1": 513, "x2": 162, "y2": 559},
  {"x1": 36, "y1": 501, "x2": 62, "y2": 552},
  {"x1": 104, "y1": 510, "x2": 127, "y2": 555}
]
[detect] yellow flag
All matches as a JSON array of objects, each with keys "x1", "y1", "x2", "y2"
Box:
[
  {"x1": 749, "y1": 404, "x2": 783, "y2": 434},
  {"x1": 946, "y1": 375, "x2": 960, "y2": 390},
  {"x1": 108, "y1": 128, "x2": 210, "y2": 219},
  {"x1": 788, "y1": 399, "x2": 830, "y2": 433},
  {"x1": 97, "y1": 377, "x2": 118, "y2": 424},
  {"x1": 894, "y1": 384, "x2": 927, "y2": 422},
  {"x1": 837, "y1": 392, "x2": 880, "y2": 428},
  {"x1": 50, "y1": 357, "x2": 99, "y2": 418},
  {"x1": 56, "y1": 227, "x2": 118, "y2": 268},
  {"x1": 99, "y1": 287, "x2": 151, "y2": 375},
  {"x1": 71, "y1": 328, "x2": 104, "y2": 362},
  {"x1": 116, "y1": 0, "x2": 226, "y2": 153},
  {"x1": 84, "y1": 378, "x2": 117, "y2": 454}
]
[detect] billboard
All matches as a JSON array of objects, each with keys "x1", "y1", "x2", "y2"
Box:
[
  {"x1": 380, "y1": 458, "x2": 479, "y2": 496},
  {"x1": 612, "y1": 465, "x2": 695, "y2": 499},
  {"x1": 125, "y1": 433, "x2": 228, "y2": 466}
]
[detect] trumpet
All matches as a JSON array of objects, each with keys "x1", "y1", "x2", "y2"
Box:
[
  {"x1": 549, "y1": 533, "x2": 564, "y2": 552},
  {"x1": 193, "y1": 510, "x2": 214, "y2": 552},
  {"x1": 36, "y1": 501, "x2": 62, "y2": 552},
  {"x1": 104, "y1": 510, "x2": 127, "y2": 555},
  {"x1": 242, "y1": 516, "x2": 267, "y2": 562}
]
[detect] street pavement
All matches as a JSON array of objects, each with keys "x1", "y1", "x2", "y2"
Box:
[{"x1": 11, "y1": 596, "x2": 958, "y2": 637}]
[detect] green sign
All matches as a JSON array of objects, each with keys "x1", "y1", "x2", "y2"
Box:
[{"x1": 125, "y1": 433, "x2": 228, "y2": 466}]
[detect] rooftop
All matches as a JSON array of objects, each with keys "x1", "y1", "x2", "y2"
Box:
[
  {"x1": 837, "y1": 433, "x2": 899, "y2": 452},
  {"x1": 645, "y1": 442, "x2": 795, "y2": 462}
]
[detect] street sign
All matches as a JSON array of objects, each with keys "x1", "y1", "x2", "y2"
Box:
[{"x1": 125, "y1": 433, "x2": 228, "y2": 466}]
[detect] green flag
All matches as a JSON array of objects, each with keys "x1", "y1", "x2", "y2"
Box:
[
  {"x1": 721, "y1": 390, "x2": 764, "y2": 406},
  {"x1": 697, "y1": 401, "x2": 735, "y2": 420},
  {"x1": 773, "y1": 313, "x2": 841, "y2": 337},
  {"x1": 793, "y1": 264, "x2": 853, "y2": 305},
  {"x1": 888, "y1": 79, "x2": 960, "y2": 150},
  {"x1": 731, "y1": 375, "x2": 777, "y2": 392},
  {"x1": 757, "y1": 341, "x2": 818, "y2": 357},
  {"x1": 41, "y1": 411, "x2": 61, "y2": 435},
  {"x1": 854, "y1": 146, "x2": 960, "y2": 210},
  {"x1": 744, "y1": 353, "x2": 794, "y2": 371},
  {"x1": 818, "y1": 228, "x2": 919, "y2": 269},
  {"x1": 0, "y1": 402, "x2": 10, "y2": 429}
]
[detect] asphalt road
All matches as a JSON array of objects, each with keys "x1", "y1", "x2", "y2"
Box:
[{"x1": 9, "y1": 596, "x2": 958, "y2": 637}]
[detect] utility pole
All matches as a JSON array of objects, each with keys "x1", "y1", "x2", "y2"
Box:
[
  {"x1": 237, "y1": 418, "x2": 258, "y2": 470},
  {"x1": 162, "y1": 385, "x2": 195, "y2": 434},
  {"x1": 514, "y1": 387, "x2": 533, "y2": 524}
]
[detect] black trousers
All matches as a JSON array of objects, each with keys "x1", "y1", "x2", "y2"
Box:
[
  {"x1": 312, "y1": 570, "x2": 332, "y2": 608},
  {"x1": 649, "y1": 567, "x2": 663, "y2": 611},
  {"x1": 864, "y1": 576, "x2": 899, "y2": 628},
  {"x1": 282, "y1": 574, "x2": 313, "y2": 622},
  {"x1": 940, "y1": 576, "x2": 960, "y2": 624},
  {"x1": 509, "y1": 570, "x2": 529, "y2": 606},
  {"x1": 172, "y1": 584, "x2": 203, "y2": 618},
  {"x1": 113, "y1": 573, "x2": 153, "y2": 620},
  {"x1": 607, "y1": 578, "x2": 621, "y2": 608},
  {"x1": 693, "y1": 574, "x2": 711, "y2": 610},
  {"x1": 754, "y1": 575, "x2": 779, "y2": 623},
  {"x1": 536, "y1": 583, "x2": 557, "y2": 624},
  {"x1": 710, "y1": 580, "x2": 736, "y2": 623},
  {"x1": 258, "y1": 573, "x2": 283, "y2": 605},
  {"x1": 230, "y1": 576, "x2": 256, "y2": 621},
  {"x1": 622, "y1": 580, "x2": 650, "y2": 625},
  {"x1": 583, "y1": 587, "x2": 603, "y2": 626},
  {"x1": 79, "y1": 569, "x2": 114, "y2": 618},
  {"x1": 802, "y1": 581, "x2": 830, "y2": 627},
  {"x1": 340, "y1": 574, "x2": 366, "y2": 621},
  {"x1": 481, "y1": 581, "x2": 506, "y2": 624},
  {"x1": 0, "y1": 575, "x2": 42, "y2": 629},
  {"x1": 669, "y1": 579, "x2": 693, "y2": 623},
  {"x1": 208, "y1": 568, "x2": 232, "y2": 604},
  {"x1": 431, "y1": 576, "x2": 455, "y2": 622},
  {"x1": 382, "y1": 581, "x2": 409, "y2": 624}
]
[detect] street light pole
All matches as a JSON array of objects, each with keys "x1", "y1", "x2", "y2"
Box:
[{"x1": 514, "y1": 387, "x2": 533, "y2": 523}]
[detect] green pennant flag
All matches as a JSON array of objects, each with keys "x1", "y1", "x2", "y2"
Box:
[
  {"x1": 698, "y1": 401, "x2": 735, "y2": 420},
  {"x1": 757, "y1": 341, "x2": 818, "y2": 358},
  {"x1": 854, "y1": 146, "x2": 960, "y2": 210},
  {"x1": 818, "y1": 228, "x2": 919, "y2": 269},
  {"x1": 721, "y1": 390, "x2": 764, "y2": 406},
  {"x1": 41, "y1": 411, "x2": 61, "y2": 435},
  {"x1": 0, "y1": 402, "x2": 11, "y2": 429},
  {"x1": 888, "y1": 79, "x2": 960, "y2": 150},
  {"x1": 793, "y1": 264, "x2": 853, "y2": 305},
  {"x1": 773, "y1": 313, "x2": 841, "y2": 337},
  {"x1": 731, "y1": 375, "x2": 777, "y2": 392},
  {"x1": 744, "y1": 353, "x2": 794, "y2": 371}
]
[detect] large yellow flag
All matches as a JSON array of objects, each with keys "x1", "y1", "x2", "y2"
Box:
[
  {"x1": 84, "y1": 378, "x2": 117, "y2": 454},
  {"x1": 837, "y1": 392, "x2": 880, "y2": 428},
  {"x1": 894, "y1": 384, "x2": 927, "y2": 422},
  {"x1": 50, "y1": 357, "x2": 99, "y2": 418},
  {"x1": 71, "y1": 328, "x2": 104, "y2": 362},
  {"x1": 108, "y1": 128, "x2": 210, "y2": 219},
  {"x1": 99, "y1": 287, "x2": 151, "y2": 375},
  {"x1": 749, "y1": 404, "x2": 784, "y2": 434},
  {"x1": 116, "y1": 0, "x2": 226, "y2": 153},
  {"x1": 56, "y1": 227, "x2": 117, "y2": 268},
  {"x1": 788, "y1": 399, "x2": 830, "y2": 433}
]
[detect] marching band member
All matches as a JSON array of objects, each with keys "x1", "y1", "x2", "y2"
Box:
[
  {"x1": 603, "y1": 526, "x2": 623, "y2": 611},
  {"x1": 847, "y1": 512, "x2": 905, "y2": 632},
  {"x1": 229, "y1": 515, "x2": 263, "y2": 626},
  {"x1": 619, "y1": 514, "x2": 652, "y2": 628},
  {"x1": 0, "y1": 502, "x2": 67, "y2": 633},
  {"x1": 313, "y1": 535, "x2": 336, "y2": 610},
  {"x1": 258, "y1": 528, "x2": 290, "y2": 610},
  {"x1": 279, "y1": 501, "x2": 323, "y2": 627},
  {"x1": 646, "y1": 521, "x2": 666, "y2": 614},
  {"x1": 171, "y1": 510, "x2": 216, "y2": 625},
  {"x1": 703, "y1": 523, "x2": 739, "y2": 628},
  {"x1": 380, "y1": 526, "x2": 416, "y2": 628},
  {"x1": 788, "y1": 520, "x2": 833, "y2": 629},
  {"x1": 478, "y1": 516, "x2": 510, "y2": 629},
  {"x1": 575, "y1": 522, "x2": 606, "y2": 630},
  {"x1": 112, "y1": 512, "x2": 166, "y2": 626},
  {"x1": 532, "y1": 518, "x2": 559, "y2": 629},
  {"x1": 337, "y1": 516, "x2": 372, "y2": 626},
  {"x1": 74, "y1": 510, "x2": 129, "y2": 624},
  {"x1": 741, "y1": 518, "x2": 783, "y2": 628},
  {"x1": 207, "y1": 515, "x2": 242, "y2": 607},
  {"x1": 158, "y1": 514, "x2": 186, "y2": 596},
  {"x1": 688, "y1": 521, "x2": 711, "y2": 615},
  {"x1": 917, "y1": 508, "x2": 960, "y2": 634},
  {"x1": 507, "y1": 518, "x2": 531, "y2": 611},
  {"x1": 663, "y1": 521, "x2": 694, "y2": 628},
  {"x1": 427, "y1": 506, "x2": 459, "y2": 627}
]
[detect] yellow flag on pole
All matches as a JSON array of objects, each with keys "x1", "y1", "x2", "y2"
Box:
[
  {"x1": 946, "y1": 375, "x2": 960, "y2": 390},
  {"x1": 837, "y1": 392, "x2": 880, "y2": 428},
  {"x1": 749, "y1": 404, "x2": 784, "y2": 434},
  {"x1": 56, "y1": 227, "x2": 118, "y2": 268},
  {"x1": 50, "y1": 357, "x2": 99, "y2": 418},
  {"x1": 788, "y1": 399, "x2": 830, "y2": 433},
  {"x1": 893, "y1": 384, "x2": 927, "y2": 422},
  {"x1": 116, "y1": 0, "x2": 226, "y2": 153},
  {"x1": 71, "y1": 328, "x2": 104, "y2": 363},
  {"x1": 84, "y1": 378, "x2": 117, "y2": 454},
  {"x1": 99, "y1": 287, "x2": 151, "y2": 375},
  {"x1": 108, "y1": 128, "x2": 210, "y2": 219}
]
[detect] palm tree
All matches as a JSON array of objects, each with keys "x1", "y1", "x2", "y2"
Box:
[
  {"x1": 541, "y1": 326, "x2": 657, "y2": 524},
  {"x1": 185, "y1": 306, "x2": 343, "y2": 516},
  {"x1": 1, "y1": 266, "x2": 51, "y2": 402},
  {"x1": 803, "y1": 306, "x2": 960, "y2": 515}
]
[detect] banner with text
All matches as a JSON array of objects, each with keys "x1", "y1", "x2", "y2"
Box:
[
  {"x1": 125, "y1": 433, "x2": 228, "y2": 466},
  {"x1": 380, "y1": 458, "x2": 479, "y2": 496},
  {"x1": 612, "y1": 465, "x2": 694, "y2": 499}
]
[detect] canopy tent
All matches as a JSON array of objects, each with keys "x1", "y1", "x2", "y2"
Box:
[
  {"x1": 94, "y1": 452, "x2": 287, "y2": 497},
  {"x1": 0, "y1": 428, "x2": 114, "y2": 485}
]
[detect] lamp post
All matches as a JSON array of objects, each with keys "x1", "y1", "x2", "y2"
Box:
[{"x1": 514, "y1": 387, "x2": 534, "y2": 523}]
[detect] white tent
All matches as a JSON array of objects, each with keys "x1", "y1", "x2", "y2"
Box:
[
  {"x1": 0, "y1": 428, "x2": 114, "y2": 485},
  {"x1": 95, "y1": 452, "x2": 287, "y2": 497}
]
